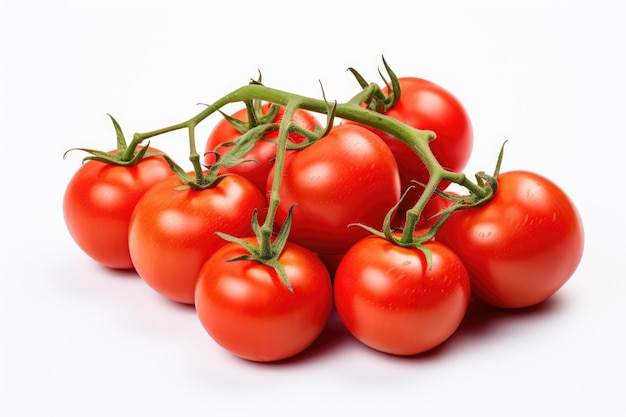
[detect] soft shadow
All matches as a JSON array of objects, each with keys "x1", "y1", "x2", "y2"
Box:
[
  {"x1": 100, "y1": 265, "x2": 140, "y2": 279},
  {"x1": 216, "y1": 294, "x2": 569, "y2": 366},
  {"x1": 348, "y1": 295, "x2": 567, "y2": 363},
  {"x1": 455, "y1": 295, "x2": 565, "y2": 339},
  {"x1": 420, "y1": 295, "x2": 567, "y2": 358}
]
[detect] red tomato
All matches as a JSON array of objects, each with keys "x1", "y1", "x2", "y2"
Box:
[
  {"x1": 204, "y1": 103, "x2": 321, "y2": 192},
  {"x1": 333, "y1": 235, "x2": 471, "y2": 355},
  {"x1": 128, "y1": 173, "x2": 267, "y2": 304},
  {"x1": 267, "y1": 124, "x2": 401, "y2": 255},
  {"x1": 437, "y1": 170, "x2": 585, "y2": 309},
  {"x1": 63, "y1": 149, "x2": 172, "y2": 269},
  {"x1": 346, "y1": 77, "x2": 473, "y2": 218},
  {"x1": 195, "y1": 238, "x2": 333, "y2": 362}
]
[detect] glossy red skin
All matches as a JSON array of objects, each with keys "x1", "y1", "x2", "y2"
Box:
[
  {"x1": 437, "y1": 170, "x2": 585, "y2": 309},
  {"x1": 204, "y1": 103, "x2": 321, "y2": 192},
  {"x1": 267, "y1": 124, "x2": 401, "y2": 255},
  {"x1": 63, "y1": 150, "x2": 173, "y2": 269},
  {"x1": 333, "y1": 235, "x2": 470, "y2": 356},
  {"x1": 346, "y1": 77, "x2": 473, "y2": 218},
  {"x1": 128, "y1": 173, "x2": 267, "y2": 305},
  {"x1": 195, "y1": 238, "x2": 333, "y2": 362}
]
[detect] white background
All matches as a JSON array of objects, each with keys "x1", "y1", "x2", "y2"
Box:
[{"x1": 2, "y1": 1, "x2": 624, "y2": 416}]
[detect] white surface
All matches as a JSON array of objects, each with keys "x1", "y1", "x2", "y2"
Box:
[{"x1": 2, "y1": 1, "x2": 624, "y2": 416}]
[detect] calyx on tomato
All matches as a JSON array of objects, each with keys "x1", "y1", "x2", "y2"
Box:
[
  {"x1": 64, "y1": 114, "x2": 166, "y2": 166},
  {"x1": 354, "y1": 143, "x2": 506, "y2": 269},
  {"x1": 347, "y1": 56, "x2": 401, "y2": 112},
  {"x1": 216, "y1": 207, "x2": 296, "y2": 293},
  {"x1": 211, "y1": 101, "x2": 336, "y2": 292}
]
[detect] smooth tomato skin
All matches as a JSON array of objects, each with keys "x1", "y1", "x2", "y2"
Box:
[
  {"x1": 437, "y1": 170, "x2": 585, "y2": 309},
  {"x1": 63, "y1": 150, "x2": 172, "y2": 269},
  {"x1": 195, "y1": 238, "x2": 333, "y2": 362},
  {"x1": 267, "y1": 124, "x2": 401, "y2": 255},
  {"x1": 128, "y1": 173, "x2": 267, "y2": 305},
  {"x1": 333, "y1": 236, "x2": 470, "y2": 356},
  {"x1": 346, "y1": 77, "x2": 473, "y2": 217},
  {"x1": 204, "y1": 103, "x2": 321, "y2": 192}
]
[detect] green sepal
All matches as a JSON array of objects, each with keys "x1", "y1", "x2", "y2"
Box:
[
  {"x1": 262, "y1": 259, "x2": 292, "y2": 293},
  {"x1": 217, "y1": 109, "x2": 251, "y2": 134},
  {"x1": 380, "y1": 55, "x2": 401, "y2": 110},
  {"x1": 215, "y1": 231, "x2": 262, "y2": 258},
  {"x1": 63, "y1": 114, "x2": 161, "y2": 167},
  {"x1": 346, "y1": 55, "x2": 401, "y2": 112},
  {"x1": 271, "y1": 205, "x2": 295, "y2": 259},
  {"x1": 250, "y1": 209, "x2": 263, "y2": 239},
  {"x1": 219, "y1": 123, "x2": 278, "y2": 168},
  {"x1": 214, "y1": 206, "x2": 297, "y2": 294},
  {"x1": 160, "y1": 153, "x2": 226, "y2": 191},
  {"x1": 318, "y1": 84, "x2": 338, "y2": 139},
  {"x1": 109, "y1": 113, "x2": 128, "y2": 153},
  {"x1": 218, "y1": 100, "x2": 280, "y2": 135},
  {"x1": 349, "y1": 185, "x2": 414, "y2": 242},
  {"x1": 493, "y1": 140, "x2": 508, "y2": 178}
]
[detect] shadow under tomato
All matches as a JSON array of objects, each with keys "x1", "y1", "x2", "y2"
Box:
[
  {"x1": 456, "y1": 295, "x2": 564, "y2": 337},
  {"x1": 225, "y1": 294, "x2": 568, "y2": 365},
  {"x1": 254, "y1": 306, "x2": 356, "y2": 365},
  {"x1": 349, "y1": 295, "x2": 567, "y2": 362},
  {"x1": 417, "y1": 295, "x2": 567, "y2": 359},
  {"x1": 101, "y1": 266, "x2": 140, "y2": 279}
]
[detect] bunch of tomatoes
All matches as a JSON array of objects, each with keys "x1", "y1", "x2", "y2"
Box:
[{"x1": 63, "y1": 60, "x2": 585, "y2": 362}]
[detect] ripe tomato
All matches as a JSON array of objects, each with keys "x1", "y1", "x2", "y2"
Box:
[
  {"x1": 267, "y1": 124, "x2": 401, "y2": 255},
  {"x1": 346, "y1": 77, "x2": 473, "y2": 218},
  {"x1": 128, "y1": 173, "x2": 267, "y2": 304},
  {"x1": 204, "y1": 103, "x2": 321, "y2": 192},
  {"x1": 333, "y1": 235, "x2": 471, "y2": 356},
  {"x1": 194, "y1": 238, "x2": 333, "y2": 362},
  {"x1": 63, "y1": 149, "x2": 172, "y2": 269},
  {"x1": 437, "y1": 170, "x2": 585, "y2": 309}
]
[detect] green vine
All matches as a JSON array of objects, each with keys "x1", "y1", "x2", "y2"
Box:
[{"x1": 68, "y1": 57, "x2": 500, "y2": 286}]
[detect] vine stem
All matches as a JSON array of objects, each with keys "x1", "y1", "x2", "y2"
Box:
[
  {"x1": 128, "y1": 82, "x2": 491, "y2": 241},
  {"x1": 257, "y1": 101, "x2": 301, "y2": 258}
]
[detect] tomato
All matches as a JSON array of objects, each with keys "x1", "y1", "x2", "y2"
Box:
[
  {"x1": 204, "y1": 103, "x2": 321, "y2": 192},
  {"x1": 63, "y1": 149, "x2": 172, "y2": 269},
  {"x1": 437, "y1": 170, "x2": 585, "y2": 309},
  {"x1": 267, "y1": 124, "x2": 401, "y2": 255},
  {"x1": 128, "y1": 173, "x2": 267, "y2": 304},
  {"x1": 333, "y1": 235, "x2": 471, "y2": 355},
  {"x1": 194, "y1": 238, "x2": 333, "y2": 362},
  {"x1": 345, "y1": 77, "x2": 473, "y2": 219}
]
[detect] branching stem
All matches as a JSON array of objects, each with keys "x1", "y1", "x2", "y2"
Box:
[{"x1": 125, "y1": 76, "x2": 493, "y2": 247}]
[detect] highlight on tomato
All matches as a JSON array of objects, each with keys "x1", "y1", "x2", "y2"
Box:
[
  {"x1": 333, "y1": 234, "x2": 471, "y2": 356},
  {"x1": 194, "y1": 237, "x2": 333, "y2": 362},
  {"x1": 267, "y1": 123, "x2": 401, "y2": 255},
  {"x1": 204, "y1": 102, "x2": 321, "y2": 193},
  {"x1": 437, "y1": 170, "x2": 585, "y2": 309},
  {"x1": 128, "y1": 172, "x2": 267, "y2": 305}
]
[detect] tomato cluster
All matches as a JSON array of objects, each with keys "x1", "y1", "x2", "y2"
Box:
[{"x1": 64, "y1": 68, "x2": 585, "y2": 362}]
